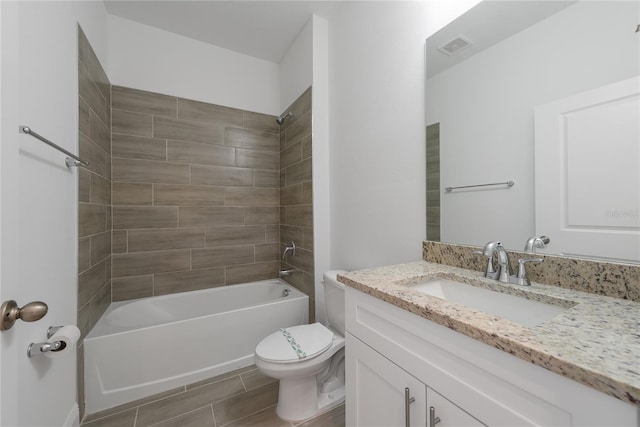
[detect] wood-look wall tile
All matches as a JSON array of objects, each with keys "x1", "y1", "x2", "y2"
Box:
[
  {"x1": 112, "y1": 230, "x2": 128, "y2": 254},
  {"x1": 225, "y1": 128, "x2": 279, "y2": 152},
  {"x1": 78, "y1": 61, "x2": 107, "y2": 125},
  {"x1": 288, "y1": 86, "x2": 312, "y2": 124},
  {"x1": 284, "y1": 111, "x2": 311, "y2": 147},
  {"x1": 243, "y1": 111, "x2": 279, "y2": 134},
  {"x1": 177, "y1": 98, "x2": 243, "y2": 126},
  {"x1": 112, "y1": 86, "x2": 177, "y2": 118},
  {"x1": 302, "y1": 135, "x2": 312, "y2": 159},
  {"x1": 206, "y1": 226, "x2": 265, "y2": 247},
  {"x1": 89, "y1": 282, "x2": 111, "y2": 329},
  {"x1": 79, "y1": 237, "x2": 91, "y2": 273},
  {"x1": 245, "y1": 207, "x2": 280, "y2": 225},
  {"x1": 79, "y1": 98, "x2": 91, "y2": 137},
  {"x1": 79, "y1": 133, "x2": 111, "y2": 179},
  {"x1": 78, "y1": 260, "x2": 108, "y2": 307},
  {"x1": 302, "y1": 227, "x2": 314, "y2": 251},
  {"x1": 280, "y1": 185, "x2": 303, "y2": 206},
  {"x1": 225, "y1": 261, "x2": 279, "y2": 285},
  {"x1": 79, "y1": 168, "x2": 91, "y2": 203},
  {"x1": 190, "y1": 165, "x2": 253, "y2": 187},
  {"x1": 235, "y1": 148, "x2": 279, "y2": 170},
  {"x1": 254, "y1": 169, "x2": 279, "y2": 188},
  {"x1": 280, "y1": 225, "x2": 303, "y2": 245},
  {"x1": 167, "y1": 140, "x2": 235, "y2": 166},
  {"x1": 112, "y1": 134, "x2": 167, "y2": 161},
  {"x1": 113, "y1": 206, "x2": 178, "y2": 229},
  {"x1": 112, "y1": 249, "x2": 190, "y2": 278},
  {"x1": 266, "y1": 224, "x2": 279, "y2": 243},
  {"x1": 154, "y1": 184, "x2": 224, "y2": 206},
  {"x1": 302, "y1": 181, "x2": 313, "y2": 204},
  {"x1": 90, "y1": 231, "x2": 111, "y2": 265},
  {"x1": 90, "y1": 110, "x2": 110, "y2": 154},
  {"x1": 224, "y1": 188, "x2": 279, "y2": 207},
  {"x1": 127, "y1": 228, "x2": 205, "y2": 252},
  {"x1": 191, "y1": 245, "x2": 254, "y2": 269},
  {"x1": 280, "y1": 141, "x2": 302, "y2": 169},
  {"x1": 112, "y1": 182, "x2": 153, "y2": 206},
  {"x1": 154, "y1": 268, "x2": 225, "y2": 296},
  {"x1": 178, "y1": 207, "x2": 245, "y2": 227},
  {"x1": 281, "y1": 263, "x2": 312, "y2": 295},
  {"x1": 210, "y1": 380, "x2": 278, "y2": 426},
  {"x1": 285, "y1": 205, "x2": 312, "y2": 227},
  {"x1": 79, "y1": 203, "x2": 107, "y2": 237},
  {"x1": 90, "y1": 173, "x2": 111, "y2": 205},
  {"x1": 255, "y1": 243, "x2": 279, "y2": 262},
  {"x1": 112, "y1": 109, "x2": 152, "y2": 138},
  {"x1": 286, "y1": 247, "x2": 313, "y2": 273},
  {"x1": 112, "y1": 275, "x2": 154, "y2": 301},
  {"x1": 153, "y1": 116, "x2": 225, "y2": 145},
  {"x1": 113, "y1": 158, "x2": 190, "y2": 184},
  {"x1": 285, "y1": 158, "x2": 312, "y2": 186}
]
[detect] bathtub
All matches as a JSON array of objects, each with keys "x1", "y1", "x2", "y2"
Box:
[{"x1": 83, "y1": 279, "x2": 308, "y2": 415}]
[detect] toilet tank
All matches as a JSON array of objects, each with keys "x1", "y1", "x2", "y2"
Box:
[{"x1": 323, "y1": 270, "x2": 348, "y2": 334}]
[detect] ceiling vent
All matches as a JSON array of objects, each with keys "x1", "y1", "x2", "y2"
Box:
[{"x1": 437, "y1": 35, "x2": 473, "y2": 56}]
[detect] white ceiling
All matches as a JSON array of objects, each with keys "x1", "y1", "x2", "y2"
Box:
[{"x1": 103, "y1": 1, "x2": 344, "y2": 63}]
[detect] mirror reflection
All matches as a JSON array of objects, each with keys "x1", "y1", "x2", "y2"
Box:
[{"x1": 426, "y1": 0, "x2": 640, "y2": 263}]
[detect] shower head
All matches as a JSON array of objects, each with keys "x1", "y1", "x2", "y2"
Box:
[{"x1": 276, "y1": 111, "x2": 293, "y2": 125}]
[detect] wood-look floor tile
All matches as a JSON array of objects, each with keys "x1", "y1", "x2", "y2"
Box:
[
  {"x1": 221, "y1": 405, "x2": 292, "y2": 427},
  {"x1": 148, "y1": 405, "x2": 215, "y2": 427},
  {"x1": 240, "y1": 368, "x2": 278, "y2": 391},
  {"x1": 294, "y1": 404, "x2": 345, "y2": 427},
  {"x1": 80, "y1": 408, "x2": 137, "y2": 427},
  {"x1": 212, "y1": 381, "x2": 279, "y2": 427},
  {"x1": 135, "y1": 376, "x2": 244, "y2": 427}
]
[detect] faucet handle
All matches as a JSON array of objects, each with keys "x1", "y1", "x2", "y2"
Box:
[{"x1": 515, "y1": 257, "x2": 544, "y2": 286}]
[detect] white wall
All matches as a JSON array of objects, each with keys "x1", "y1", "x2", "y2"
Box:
[
  {"x1": 280, "y1": 18, "x2": 313, "y2": 114},
  {"x1": 328, "y1": 1, "x2": 480, "y2": 271},
  {"x1": 426, "y1": 1, "x2": 639, "y2": 251},
  {"x1": 0, "y1": 2, "x2": 108, "y2": 425},
  {"x1": 108, "y1": 15, "x2": 281, "y2": 115}
]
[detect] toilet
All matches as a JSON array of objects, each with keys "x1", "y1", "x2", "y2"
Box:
[{"x1": 255, "y1": 270, "x2": 347, "y2": 421}]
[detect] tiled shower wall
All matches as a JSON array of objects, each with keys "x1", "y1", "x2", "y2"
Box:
[
  {"x1": 110, "y1": 86, "x2": 282, "y2": 300},
  {"x1": 278, "y1": 88, "x2": 315, "y2": 321},
  {"x1": 77, "y1": 26, "x2": 112, "y2": 418}
]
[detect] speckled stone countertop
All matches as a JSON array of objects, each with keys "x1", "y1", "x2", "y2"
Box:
[{"x1": 338, "y1": 261, "x2": 640, "y2": 407}]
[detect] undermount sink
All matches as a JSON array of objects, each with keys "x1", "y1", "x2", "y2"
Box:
[{"x1": 410, "y1": 278, "x2": 568, "y2": 328}]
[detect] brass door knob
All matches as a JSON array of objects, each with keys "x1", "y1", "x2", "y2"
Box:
[{"x1": 1, "y1": 300, "x2": 48, "y2": 331}]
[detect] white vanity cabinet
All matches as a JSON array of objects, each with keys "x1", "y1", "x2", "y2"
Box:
[{"x1": 345, "y1": 287, "x2": 639, "y2": 427}]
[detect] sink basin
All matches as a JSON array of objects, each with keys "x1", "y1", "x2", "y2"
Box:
[{"x1": 410, "y1": 279, "x2": 567, "y2": 327}]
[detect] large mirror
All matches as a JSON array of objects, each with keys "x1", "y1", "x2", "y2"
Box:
[{"x1": 426, "y1": 0, "x2": 640, "y2": 263}]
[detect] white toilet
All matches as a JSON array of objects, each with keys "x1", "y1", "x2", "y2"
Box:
[{"x1": 255, "y1": 270, "x2": 347, "y2": 421}]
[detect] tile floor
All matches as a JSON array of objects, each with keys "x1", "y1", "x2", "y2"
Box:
[{"x1": 80, "y1": 365, "x2": 345, "y2": 427}]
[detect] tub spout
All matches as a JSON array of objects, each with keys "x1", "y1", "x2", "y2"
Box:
[{"x1": 279, "y1": 269, "x2": 297, "y2": 277}]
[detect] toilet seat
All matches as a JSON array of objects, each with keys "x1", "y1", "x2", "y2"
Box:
[{"x1": 255, "y1": 323, "x2": 334, "y2": 363}]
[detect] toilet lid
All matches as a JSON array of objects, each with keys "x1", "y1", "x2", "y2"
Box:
[{"x1": 256, "y1": 323, "x2": 334, "y2": 363}]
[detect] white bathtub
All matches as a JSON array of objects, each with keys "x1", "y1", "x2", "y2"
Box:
[{"x1": 83, "y1": 279, "x2": 308, "y2": 415}]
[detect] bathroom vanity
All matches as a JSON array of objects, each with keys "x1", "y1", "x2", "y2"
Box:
[{"x1": 340, "y1": 262, "x2": 640, "y2": 426}]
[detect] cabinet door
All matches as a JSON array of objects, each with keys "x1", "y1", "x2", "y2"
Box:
[
  {"x1": 347, "y1": 333, "x2": 426, "y2": 427},
  {"x1": 427, "y1": 386, "x2": 486, "y2": 427}
]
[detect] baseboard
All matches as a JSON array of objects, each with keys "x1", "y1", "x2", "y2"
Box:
[{"x1": 63, "y1": 403, "x2": 80, "y2": 427}]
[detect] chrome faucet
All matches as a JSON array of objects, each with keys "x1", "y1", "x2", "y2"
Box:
[
  {"x1": 476, "y1": 241, "x2": 500, "y2": 279},
  {"x1": 524, "y1": 236, "x2": 550, "y2": 253},
  {"x1": 494, "y1": 244, "x2": 512, "y2": 283}
]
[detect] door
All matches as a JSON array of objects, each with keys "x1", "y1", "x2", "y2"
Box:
[
  {"x1": 346, "y1": 332, "x2": 427, "y2": 427},
  {"x1": 534, "y1": 76, "x2": 640, "y2": 262}
]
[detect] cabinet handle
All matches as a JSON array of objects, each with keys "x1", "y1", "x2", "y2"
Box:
[
  {"x1": 404, "y1": 387, "x2": 416, "y2": 427},
  {"x1": 430, "y1": 406, "x2": 441, "y2": 426}
]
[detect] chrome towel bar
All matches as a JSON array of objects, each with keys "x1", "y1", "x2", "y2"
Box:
[
  {"x1": 445, "y1": 180, "x2": 514, "y2": 192},
  {"x1": 19, "y1": 126, "x2": 88, "y2": 167}
]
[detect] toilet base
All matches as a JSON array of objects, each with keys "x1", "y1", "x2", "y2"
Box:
[{"x1": 276, "y1": 376, "x2": 345, "y2": 422}]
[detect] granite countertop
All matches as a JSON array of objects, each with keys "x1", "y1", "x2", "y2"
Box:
[{"x1": 338, "y1": 261, "x2": 640, "y2": 407}]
